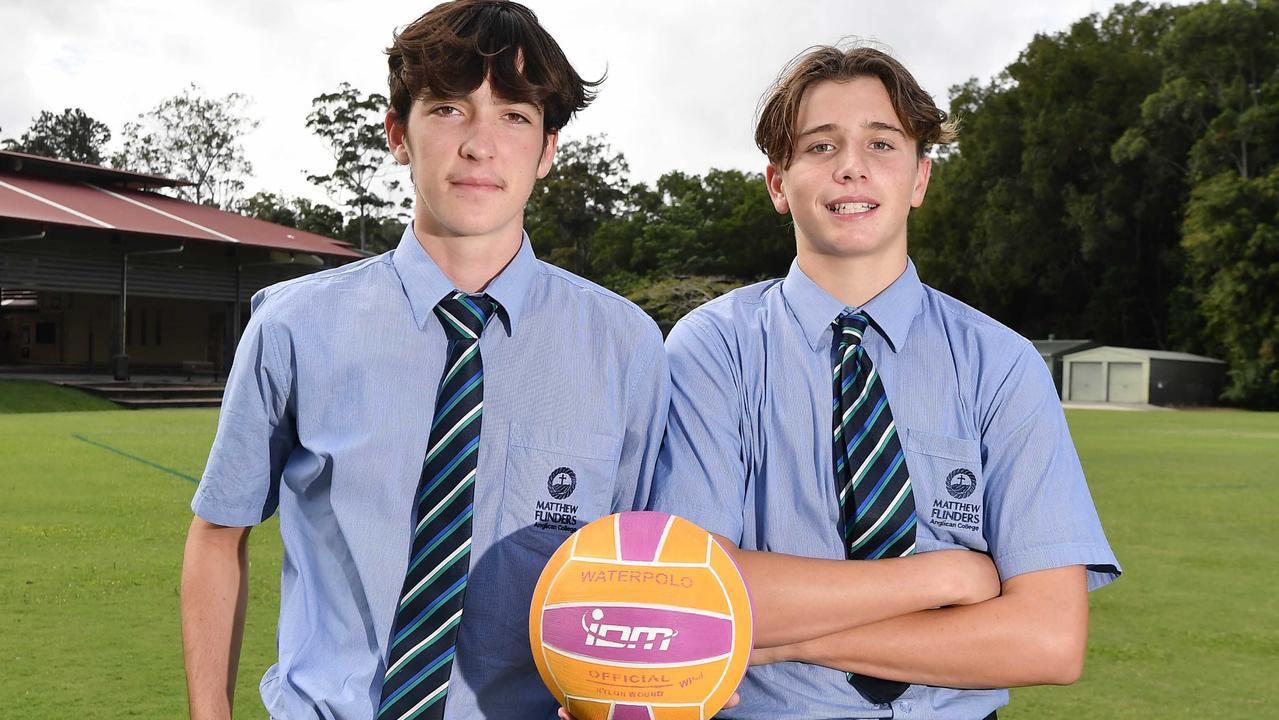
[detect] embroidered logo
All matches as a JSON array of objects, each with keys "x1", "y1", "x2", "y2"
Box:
[
  {"x1": 548, "y1": 466, "x2": 577, "y2": 500},
  {"x1": 945, "y1": 468, "x2": 978, "y2": 499}
]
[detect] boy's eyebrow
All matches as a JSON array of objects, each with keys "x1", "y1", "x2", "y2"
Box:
[
  {"x1": 494, "y1": 96, "x2": 544, "y2": 112},
  {"x1": 796, "y1": 120, "x2": 906, "y2": 138},
  {"x1": 864, "y1": 120, "x2": 905, "y2": 136},
  {"x1": 796, "y1": 122, "x2": 838, "y2": 139}
]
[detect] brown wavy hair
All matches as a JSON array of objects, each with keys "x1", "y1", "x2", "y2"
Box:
[
  {"x1": 755, "y1": 45, "x2": 957, "y2": 166},
  {"x1": 386, "y1": 0, "x2": 599, "y2": 135}
]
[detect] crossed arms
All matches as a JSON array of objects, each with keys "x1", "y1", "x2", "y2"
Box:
[
  {"x1": 560, "y1": 544, "x2": 1087, "y2": 719},
  {"x1": 728, "y1": 539, "x2": 1088, "y2": 688}
]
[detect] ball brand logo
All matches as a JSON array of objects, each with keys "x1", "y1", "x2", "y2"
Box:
[
  {"x1": 548, "y1": 466, "x2": 577, "y2": 500},
  {"x1": 581, "y1": 608, "x2": 678, "y2": 651},
  {"x1": 945, "y1": 468, "x2": 978, "y2": 499},
  {"x1": 542, "y1": 603, "x2": 731, "y2": 664}
]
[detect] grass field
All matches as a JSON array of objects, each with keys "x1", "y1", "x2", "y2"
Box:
[
  {"x1": 0, "y1": 379, "x2": 119, "y2": 413},
  {"x1": 1, "y1": 397, "x2": 1276, "y2": 718}
]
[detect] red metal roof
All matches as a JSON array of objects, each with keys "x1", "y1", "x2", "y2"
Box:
[
  {"x1": 0, "y1": 170, "x2": 363, "y2": 259},
  {"x1": 0, "y1": 149, "x2": 191, "y2": 189}
]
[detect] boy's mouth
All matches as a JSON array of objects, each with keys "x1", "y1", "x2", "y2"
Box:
[{"x1": 826, "y1": 202, "x2": 878, "y2": 215}]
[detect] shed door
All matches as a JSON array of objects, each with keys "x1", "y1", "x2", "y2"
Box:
[
  {"x1": 1069, "y1": 362, "x2": 1105, "y2": 401},
  {"x1": 1108, "y1": 362, "x2": 1143, "y2": 403}
]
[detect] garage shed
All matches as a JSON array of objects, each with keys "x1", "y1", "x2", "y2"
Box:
[{"x1": 1061, "y1": 346, "x2": 1226, "y2": 406}]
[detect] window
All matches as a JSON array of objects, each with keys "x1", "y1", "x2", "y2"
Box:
[{"x1": 35, "y1": 322, "x2": 56, "y2": 345}]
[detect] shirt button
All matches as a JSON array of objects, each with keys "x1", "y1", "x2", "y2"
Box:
[{"x1": 898, "y1": 701, "x2": 912, "y2": 713}]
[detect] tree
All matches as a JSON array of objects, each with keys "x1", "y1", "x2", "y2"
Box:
[
  {"x1": 524, "y1": 135, "x2": 630, "y2": 276},
  {"x1": 1117, "y1": 0, "x2": 1279, "y2": 182},
  {"x1": 911, "y1": 2, "x2": 1184, "y2": 347},
  {"x1": 236, "y1": 191, "x2": 347, "y2": 240},
  {"x1": 340, "y1": 214, "x2": 406, "y2": 255},
  {"x1": 571, "y1": 165, "x2": 789, "y2": 283},
  {"x1": 295, "y1": 199, "x2": 349, "y2": 241},
  {"x1": 2, "y1": 108, "x2": 111, "y2": 164},
  {"x1": 113, "y1": 84, "x2": 259, "y2": 209},
  {"x1": 1118, "y1": 0, "x2": 1279, "y2": 405},
  {"x1": 622, "y1": 275, "x2": 745, "y2": 335},
  {"x1": 909, "y1": 0, "x2": 1279, "y2": 406},
  {"x1": 1182, "y1": 169, "x2": 1279, "y2": 407},
  {"x1": 306, "y1": 82, "x2": 395, "y2": 251},
  {"x1": 238, "y1": 191, "x2": 299, "y2": 227},
  {"x1": 680, "y1": 169, "x2": 791, "y2": 279}
]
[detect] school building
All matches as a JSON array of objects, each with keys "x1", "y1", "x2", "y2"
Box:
[{"x1": 0, "y1": 150, "x2": 363, "y2": 379}]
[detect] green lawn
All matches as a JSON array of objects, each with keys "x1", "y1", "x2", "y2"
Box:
[
  {"x1": 0, "y1": 408, "x2": 280, "y2": 719},
  {"x1": 0, "y1": 405, "x2": 1275, "y2": 718},
  {"x1": 0, "y1": 379, "x2": 119, "y2": 413},
  {"x1": 1006, "y1": 410, "x2": 1279, "y2": 718}
]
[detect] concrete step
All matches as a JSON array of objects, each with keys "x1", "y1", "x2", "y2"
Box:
[
  {"x1": 72, "y1": 384, "x2": 225, "y2": 400},
  {"x1": 112, "y1": 397, "x2": 225, "y2": 410},
  {"x1": 60, "y1": 381, "x2": 224, "y2": 409}
]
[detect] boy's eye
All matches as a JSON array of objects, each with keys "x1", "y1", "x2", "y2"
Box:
[
  {"x1": 870, "y1": 140, "x2": 894, "y2": 151},
  {"x1": 430, "y1": 105, "x2": 460, "y2": 116},
  {"x1": 810, "y1": 142, "x2": 835, "y2": 153},
  {"x1": 505, "y1": 112, "x2": 531, "y2": 124}
]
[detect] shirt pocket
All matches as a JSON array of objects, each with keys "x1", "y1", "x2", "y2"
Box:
[
  {"x1": 902, "y1": 427, "x2": 988, "y2": 552},
  {"x1": 499, "y1": 423, "x2": 623, "y2": 556}
]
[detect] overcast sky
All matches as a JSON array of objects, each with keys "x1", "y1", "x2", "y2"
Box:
[{"x1": 2, "y1": 0, "x2": 1161, "y2": 208}]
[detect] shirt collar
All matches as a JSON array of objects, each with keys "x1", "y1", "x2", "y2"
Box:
[
  {"x1": 392, "y1": 223, "x2": 537, "y2": 336},
  {"x1": 782, "y1": 257, "x2": 925, "y2": 353}
]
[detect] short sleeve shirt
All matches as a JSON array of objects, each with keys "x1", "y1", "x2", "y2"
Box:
[
  {"x1": 649, "y1": 258, "x2": 1120, "y2": 719},
  {"x1": 193, "y1": 226, "x2": 670, "y2": 720}
]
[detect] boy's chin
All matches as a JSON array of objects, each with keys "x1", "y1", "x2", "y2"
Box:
[
  {"x1": 417, "y1": 212, "x2": 521, "y2": 241},
  {"x1": 801, "y1": 236, "x2": 898, "y2": 260}
]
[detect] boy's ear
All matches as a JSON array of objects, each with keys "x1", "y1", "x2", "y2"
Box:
[
  {"x1": 386, "y1": 111, "x2": 410, "y2": 165},
  {"x1": 910, "y1": 155, "x2": 932, "y2": 208},
  {"x1": 537, "y1": 130, "x2": 559, "y2": 179},
  {"x1": 765, "y1": 163, "x2": 790, "y2": 215}
]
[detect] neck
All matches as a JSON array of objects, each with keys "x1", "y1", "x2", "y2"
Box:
[
  {"x1": 412, "y1": 222, "x2": 523, "y2": 294},
  {"x1": 796, "y1": 245, "x2": 908, "y2": 308}
]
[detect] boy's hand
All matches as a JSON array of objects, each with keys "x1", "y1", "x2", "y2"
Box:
[{"x1": 750, "y1": 643, "x2": 794, "y2": 666}]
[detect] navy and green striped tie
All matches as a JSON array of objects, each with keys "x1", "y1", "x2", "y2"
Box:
[
  {"x1": 832, "y1": 311, "x2": 916, "y2": 704},
  {"x1": 378, "y1": 291, "x2": 496, "y2": 720}
]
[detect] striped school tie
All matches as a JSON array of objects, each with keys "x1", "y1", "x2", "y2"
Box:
[
  {"x1": 378, "y1": 291, "x2": 496, "y2": 720},
  {"x1": 832, "y1": 311, "x2": 916, "y2": 704}
]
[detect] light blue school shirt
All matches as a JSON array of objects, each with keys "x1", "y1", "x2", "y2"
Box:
[
  {"x1": 649, "y1": 258, "x2": 1120, "y2": 720},
  {"x1": 192, "y1": 225, "x2": 670, "y2": 720}
]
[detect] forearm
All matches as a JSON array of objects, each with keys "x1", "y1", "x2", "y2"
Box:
[
  {"x1": 181, "y1": 518, "x2": 252, "y2": 720},
  {"x1": 726, "y1": 539, "x2": 997, "y2": 648},
  {"x1": 769, "y1": 565, "x2": 1088, "y2": 688}
]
